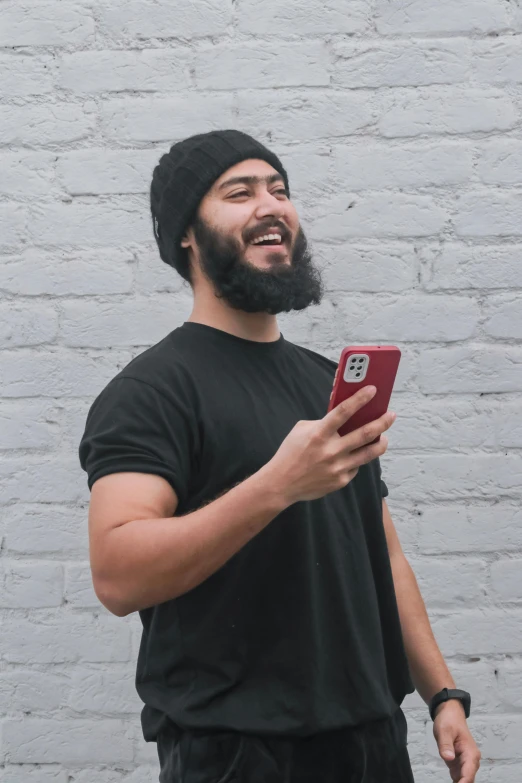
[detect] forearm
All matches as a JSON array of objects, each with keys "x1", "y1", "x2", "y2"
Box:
[
  {"x1": 390, "y1": 554, "x2": 456, "y2": 705},
  {"x1": 100, "y1": 464, "x2": 287, "y2": 616}
]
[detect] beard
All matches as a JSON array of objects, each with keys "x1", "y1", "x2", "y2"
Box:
[{"x1": 190, "y1": 214, "x2": 324, "y2": 315}]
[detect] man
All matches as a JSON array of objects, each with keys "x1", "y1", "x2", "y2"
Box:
[{"x1": 79, "y1": 130, "x2": 481, "y2": 782}]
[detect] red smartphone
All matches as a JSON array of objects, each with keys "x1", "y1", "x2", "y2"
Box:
[{"x1": 327, "y1": 346, "x2": 401, "y2": 441}]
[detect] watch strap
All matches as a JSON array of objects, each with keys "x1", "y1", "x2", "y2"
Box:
[{"x1": 429, "y1": 688, "x2": 471, "y2": 721}]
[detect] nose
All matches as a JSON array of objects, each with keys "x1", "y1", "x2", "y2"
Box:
[{"x1": 254, "y1": 191, "x2": 287, "y2": 224}]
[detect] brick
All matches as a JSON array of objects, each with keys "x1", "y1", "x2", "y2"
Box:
[
  {"x1": 0, "y1": 349, "x2": 132, "y2": 398},
  {"x1": 430, "y1": 610, "x2": 522, "y2": 655},
  {"x1": 0, "y1": 305, "x2": 58, "y2": 348},
  {"x1": 0, "y1": 562, "x2": 63, "y2": 608},
  {"x1": 0, "y1": 456, "x2": 89, "y2": 503},
  {"x1": 473, "y1": 39, "x2": 522, "y2": 84},
  {"x1": 496, "y1": 402, "x2": 522, "y2": 448},
  {"x1": 59, "y1": 49, "x2": 192, "y2": 93},
  {"x1": 0, "y1": 2, "x2": 94, "y2": 46},
  {"x1": 28, "y1": 201, "x2": 149, "y2": 246},
  {"x1": 477, "y1": 140, "x2": 522, "y2": 185},
  {"x1": 2, "y1": 504, "x2": 89, "y2": 555},
  {"x1": 378, "y1": 88, "x2": 516, "y2": 137},
  {"x1": 98, "y1": 0, "x2": 232, "y2": 39},
  {"x1": 454, "y1": 191, "x2": 522, "y2": 237},
  {"x1": 279, "y1": 298, "x2": 339, "y2": 345},
  {"x1": 67, "y1": 668, "x2": 141, "y2": 713},
  {"x1": 319, "y1": 242, "x2": 416, "y2": 292},
  {"x1": 64, "y1": 564, "x2": 100, "y2": 609},
  {"x1": 2, "y1": 718, "x2": 133, "y2": 764},
  {"x1": 421, "y1": 243, "x2": 522, "y2": 290},
  {"x1": 0, "y1": 152, "x2": 55, "y2": 198},
  {"x1": 0, "y1": 615, "x2": 132, "y2": 664},
  {"x1": 63, "y1": 769, "x2": 157, "y2": 783},
  {"x1": 0, "y1": 205, "x2": 26, "y2": 248},
  {"x1": 497, "y1": 661, "x2": 522, "y2": 709},
  {"x1": 60, "y1": 295, "x2": 193, "y2": 348},
  {"x1": 0, "y1": 399, "x2": 60, "y2": 450},
  {"x1": 331, "y1": 140, "x2": 473, "y2": 189},
  {"x1": 194, "y1": 42, "x2": 330, "y2": 90},
  {"x1": 133, "y1": 733, "x2": 159, "y2": 764},
  {"x1": 387, "y1": 454, "x2": 522, "y2": 501},
  {"x1": 484, "y1": 295, "x2": 522, "y2": 339},
  {"x1": 237, "y1": 89, "x2": 376, "y2": 143},
  {"x1": 135, "y1": 243, "x2": 187, "y2": 295},
  {"x1": 491, "y1": 559, "x2": 522, "y2": 601},
  {"x1": 0, "y1": 248, "x2": 134, "y2": 296},
  {"x1": 0, "y1": 768, "x2": 67, "y2": 783},
  {"x1": 0, "y1": 670, "x2": 68, "y2": 712},
  {"x1": 58, "y1": 149, "x2": 159, "y2": 195},
  {"x1": 419, "y1": 505, "x2": 522, "y2": 554},
  {"x1": 332, "y1": 40, "x2": 470, "y2": 88},
  {"x1": 101, "y1": 94, "x2": 235, "y2": 142},
  {"x1": 56, "y1": 399, "x2": 97, "y2": 450},
  {"x1": 408, "y1": 557, "x2": 487, "y2": 608},
  {"x1": 238, "y1": 0, "x2": 371, "y2": 34},
  {"x1": 418, "y1": 346, "x2": 522, "y2": 393},
  {"x1": 334, "y1": 294, "x2": 478, "y2": 341},
  {"x1": 0, "y1": 102, "x2": 96, "y2": 145},
  {"x1": 375, "y1": 0, "x2": 511, "y2": 34},
  {"x1": 310, "y1": 193, "x2": 447, "y2": 239},
  {"x1": 277, "y1": 143, "x2": 336, "y2": 199},
  {"x1": 388, "y1": 395, "x2": 498, "y2": 450},
  {"x1": 0, "y1": 54, "x2": 53, "y2": 96}
]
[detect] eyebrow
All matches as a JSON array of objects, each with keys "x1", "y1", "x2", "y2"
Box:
[{"x1": 217, "y1": 174, "x2": 285, "y2": 192}]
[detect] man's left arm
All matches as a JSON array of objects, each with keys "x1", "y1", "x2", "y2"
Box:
[
  {"x1": 382, "y1": 498, "x2": 481, "y2": 782},
  {"x1": 382, "y1": 498, "x2": 456, "y2": 705}
]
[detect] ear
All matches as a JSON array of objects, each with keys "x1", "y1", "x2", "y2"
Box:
[{"x1": 180, "y1": 224, "x2": 194, "y2": 249}]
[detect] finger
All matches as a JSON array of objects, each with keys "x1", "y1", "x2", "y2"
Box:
[
  {"x1": 340, "y1": 410, "x2": 396, "y2": 454},
  {"x1": 456, "y1": 754, "x2": 479, "y2": 783},
  {"x1": 345, "y1": 435, "x2": 389, "y2": 471},
  {"x1": 322, "y1": 385, "x2": 377, "y2": 436}
]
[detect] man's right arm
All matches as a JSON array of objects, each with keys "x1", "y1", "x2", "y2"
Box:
[
  {"x1": 88, "y1": 465, "x2": 289, "y2": 617},
  {"x1": 89, "y1": 385, "x2": 394, "y2": 617}
]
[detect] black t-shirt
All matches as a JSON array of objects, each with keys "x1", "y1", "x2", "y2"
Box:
[{"x1": 79, "y1": 322, "x2": 414, "y2": 741}]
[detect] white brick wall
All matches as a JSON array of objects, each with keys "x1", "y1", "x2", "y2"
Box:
[{"x1": 0, "y1": 0, "x2": 521, "y2": 779}]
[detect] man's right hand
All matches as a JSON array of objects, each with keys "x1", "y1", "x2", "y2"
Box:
[{"x1": 265, "y1": 385, "x2": 396, "y2": 505}]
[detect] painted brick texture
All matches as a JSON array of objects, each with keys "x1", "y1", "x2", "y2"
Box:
[{"x1": 1, "y1": 1, "x2": 521, "y2": 780}]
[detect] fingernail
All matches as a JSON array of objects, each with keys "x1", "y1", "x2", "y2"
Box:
[
  {"x1": 367, "y1": 386, "x2": 376, "y2": 395},
  {"x1": 390, "y1": 412, "x2": 396, "y2": 421}
]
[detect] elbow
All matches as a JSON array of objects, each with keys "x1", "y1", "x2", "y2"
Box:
[{"x1": 92, "y1": 573, "x2": 135, "y2": 618}]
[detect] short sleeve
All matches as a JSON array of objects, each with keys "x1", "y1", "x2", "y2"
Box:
[{"x1": 78, "y1": 376, "x2": 196, "y2": 507}]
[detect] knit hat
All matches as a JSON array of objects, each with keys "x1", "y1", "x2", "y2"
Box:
[{"x1": 150, "y1": 129, "x2": 291, "y2": 281}]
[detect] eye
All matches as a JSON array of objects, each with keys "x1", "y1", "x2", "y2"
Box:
[{"x1": 228, "y1": 189, "x2": 288, "y2": 199}]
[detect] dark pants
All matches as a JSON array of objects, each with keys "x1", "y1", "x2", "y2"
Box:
[{"x1": 156, "y1": 706, "x2": 415, "y2": 782}]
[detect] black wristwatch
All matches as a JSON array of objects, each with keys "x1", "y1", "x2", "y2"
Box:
[{"x1": 429, "y1": 688, "x2": 471, "y2": 721}]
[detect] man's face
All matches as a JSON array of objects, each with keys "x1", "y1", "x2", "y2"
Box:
[{"x1": 182, "y1": 159, "x2": 324, "y2": 314}]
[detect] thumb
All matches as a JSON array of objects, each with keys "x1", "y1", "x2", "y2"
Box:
[{"x1": 438, "y1": 733, "x2": 455, "y2": 761}]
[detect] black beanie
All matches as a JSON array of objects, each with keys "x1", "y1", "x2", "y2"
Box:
[{"x1": 150, "y1": 129, "x2": 291, "y2": 282}]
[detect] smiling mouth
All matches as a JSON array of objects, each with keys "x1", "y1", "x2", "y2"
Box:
[{"x1": 249, "y1": 234, "x2": 289, "y2": 251}]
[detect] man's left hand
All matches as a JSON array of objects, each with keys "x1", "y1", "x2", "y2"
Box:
[{"x1": 433, "y1": 701, "x2": 481, "y2": 783}]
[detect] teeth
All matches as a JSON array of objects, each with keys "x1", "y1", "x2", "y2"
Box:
[{"x1": 251, "y1": 233, "x2": 282, "y2": 245}]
